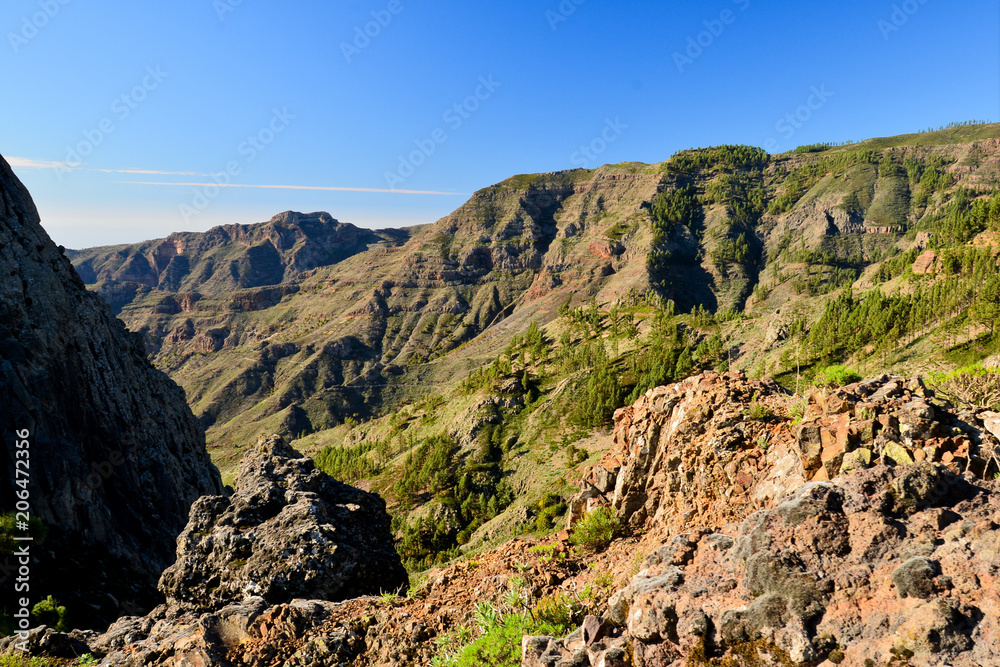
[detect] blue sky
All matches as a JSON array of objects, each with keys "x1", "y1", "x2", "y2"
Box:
[{"x1": 2, "y1": 0, "x2": 998, "y2": 248}]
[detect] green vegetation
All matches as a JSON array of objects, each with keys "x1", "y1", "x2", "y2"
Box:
[
  {"x1": 664, "y1": 145, "x2": 769, "y2": 175},
  {"x1": 917, "y1": 189, "x2": 1000, "y2": 246},
  {"x1": 807, "y1": 246, "x2": 1000, "y2": 364},
  {"x1": 651, "y1": 184, "x2": 703, "y2": 237},
  {"x1": 792, "y1": 142, "x2": 835, "y2": 154},
  {"x1": 745, "y1": 401, "x2": 773, "y2": 420},
  {"x1": 648, "y1": 183, "x2": 705, "y2": 278},
  {"x1": 0, "y1": 656, "x2": 58, "y2": 667},
  {"x1": 927, "y1": 365, "x2": 1000, "y2": 411},
  {"x1": 535, "y1": 493, "x2": 567, "y2": 532},
  {"x1": 314, "y1": 439, "x2": 384, "y2": 483},
  {"x1": 432, "y1": 591, "x2": 581, "y2": 667},
  {"x1": 392, "y1": 432, "x2": 514, "y2": 570},
  {"x1": 814, "y1": 365, "x2": 862, "y2": 388},
  {"x1": 0, "y1": 513, "x2": 47, "y2": 556},
  {"x1": 570, "y1": 507, "x2": 618, "y2": 552},
  {"x1": 31, "y1": 596, "x2": 68, "y2": 633}
]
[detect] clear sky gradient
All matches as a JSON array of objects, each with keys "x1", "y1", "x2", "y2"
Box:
[{"x1": 3, "y1": 0, "x2": 998, "y2": 248}]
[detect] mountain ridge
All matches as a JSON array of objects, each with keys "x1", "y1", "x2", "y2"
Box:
[{"x1": 68, "y1": 123, "x2": 1000, "y2": 571}]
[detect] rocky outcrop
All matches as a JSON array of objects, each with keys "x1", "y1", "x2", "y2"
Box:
[
  {"x1": 159, "y1": 435, "x2": 407, "y2": 611},
  {"x1": 4, "y1": 435, "x2": 408, "y2": 666},
  {"x1": 577, "y1": 372, "x2": 806, "y2": 538},
  {"x1": 530, "y1": 372, "x2": 1000, "y2": 666},
  {"x1": 912, "y1": 249, "x2": 939, "y2": 275},
  {"x1": 0, "y1": 154, "x2": 223, "y2": 625},
  {"x1": 526, "y1": 464, "x2": 1000, "y2": 667},
  {"x1": 793, "y1": 375, "x2": 999, "y2": 481},
  {"x1": 574, "y1": 372, "x2": 999, "y2": 541}
]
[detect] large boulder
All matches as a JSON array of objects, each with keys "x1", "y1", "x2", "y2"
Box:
[
  {"x1": 0, "y1": 153, "x2": 223, "y2": 626},
  {"x1": 158, "y1": 435, "x2": 408, "y2": 611}
]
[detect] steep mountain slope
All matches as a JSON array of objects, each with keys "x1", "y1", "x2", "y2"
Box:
[
  {"x1": 72, "y1": 164, "x2": 664, "y2": 473},
  {"x1": 71, "y1": 123, "x2": 1000, "y2": 572},
  {"x1": 0, "y1": 154, "x2": 224, "y2": 629}
]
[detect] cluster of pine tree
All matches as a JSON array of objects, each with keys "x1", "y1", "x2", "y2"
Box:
[
  {"x1": 807, "y1": 244, "x2": 1000, "y2": 365},
  {"x1": 393, "y1": 431, "x2": 515, "y2": 570},
  {"x1": 664, "y1": 145, "x2": 769, "y2": 175},
  {"x1": 313, "y1": 439, "x2": 385, "y2": 483}
]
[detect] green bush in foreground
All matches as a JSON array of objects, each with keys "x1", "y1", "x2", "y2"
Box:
[
  {"x1": 570, "y1": 506, "x2": 618, "y2": 552},
  {"x1": 31, "y1": 596, "x2": 68, "y2": 633},
  {"x1": 0, "y1": 654, "x2": 58, "y2": 667},
  {"x1": 927, "y1": 365, "x2": 1000, "y2": 410},
  {"x1": 433, "y1": 598, "x2": 578, "y2": 667}
]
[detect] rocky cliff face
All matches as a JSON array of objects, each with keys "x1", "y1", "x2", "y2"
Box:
[
  {"x1": 527, "y1": 372, "x2": 1000, "y2": 666},
  {"x1": 0, "y1": 154, "x2": 223, "y2": 626}
]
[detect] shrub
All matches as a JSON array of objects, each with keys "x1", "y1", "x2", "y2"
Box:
[
  {"x1": 745, "y1": 401, "x2": 772, "y2": 420},
  {"x1": 532, "y1": 592, "x2": 582, "y2": 629},
  {"x1": 441, "y1": 607, "x2": 577, "y2": 667},
  {"x1": 31, "y1": 596, "x2": 68, "y2": 632},
  {"x1": 570, "y1": 507, "x2": 618, "y2": 552},
  {"x1": 535, "y1": 503, "x2": 567, "y2": 532},
  {"x1": 928, "y1": 365, "x2": 1000, "y2": 411},
  {"x1": 814, "y1": 365, "x2": 862, "y2": 388},
  {"x1": 0, "y1": 656, "x2": 59, "y2": 667},
  {"x1": 0, "y1": 514, "x2": 48, "y2": 556}
]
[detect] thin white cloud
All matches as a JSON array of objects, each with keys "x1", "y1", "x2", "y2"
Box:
[
  {"x1": 7, "y1": 157, "x2": 463, "y2": 195},
  {"x1": 6, "y1": 157, "x2": 199, "y2": 176},
  {"x1": 94, "y1": 167, "x2": 203, "y2": 176},
  {"x1": 5, "y1": 156, "x2": 76, "y2": 170},
  {"x1": 114, "y1": 181, "x2": 465, "y2": 196}
]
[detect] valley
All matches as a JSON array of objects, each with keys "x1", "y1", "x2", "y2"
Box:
[{"x1": 68, "y1": 123, "x2": 1000, "y2": 572}]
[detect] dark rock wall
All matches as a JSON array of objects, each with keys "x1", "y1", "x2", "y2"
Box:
[{"x1": 0, "y1": 154, "x2": 223, "y2": 626}]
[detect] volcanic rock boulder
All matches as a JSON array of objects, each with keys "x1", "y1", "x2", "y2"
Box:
[
  {"x1": 0, "y1": 154, "x2": 223, "y2": 625},
  {"x1": 577, "y1": 372, "x2": 807, "y2": 537},
  {"x1": 159, "y1": 435, "x2": 408, "y2": 611}
]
